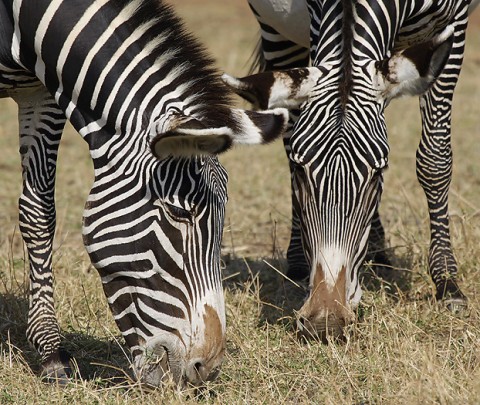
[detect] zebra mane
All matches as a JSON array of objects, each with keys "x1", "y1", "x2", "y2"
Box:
[
  {"x1": 117, "y1": 0, "x2": 238, "y2": 131},
  {"x1": 247, "y1": 37, "x2": 266, "y2": 75},
  {"x1": 246, "y1": 3, "x2": 266, "y2": 75},
  {"x1": 340, "y1": 0, "x2": 354, "y2": 108}
]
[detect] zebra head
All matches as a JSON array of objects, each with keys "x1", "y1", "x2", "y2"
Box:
[
  {"x1": 82, "y1": 105, "x2": 287, "y2": 386},
  {"x1": 46, "y1": 0, "x2": 289, "y2": 387},
  {"x1": 224, "y1": 24, "x2": 454, "y2": 339}
]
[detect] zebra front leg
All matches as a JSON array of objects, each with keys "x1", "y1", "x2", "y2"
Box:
[
  {"x1": 244, "y1": 5, "x2": 310, "y2": 281},
  {"x1": 365, "y1": 208, "x2": 392, "y2": 280},
  {"x1": 275, "y1": 111, "x2": 310, "y2": 311},
  {"x1": 247, "y1": 12, "x2": 310, "y2": 305},
  {"x1": 13, "y1": 87, "x2": 69, "y2": 382},
  {"x1": 274, "y1": 158, "x2": 309, "y2": 312},
  {"x1": 416, "y1": 36, "x2": 467, "y2": 311},
  {"x1": 286, "y1": 159, "x2": 310, "y2": 282}
]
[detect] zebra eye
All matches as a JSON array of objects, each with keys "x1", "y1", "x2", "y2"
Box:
[
  {"x1": 293, "y1": 164, "x2": 307, "y2": 182},
  {"x1": 164, "y1": 203, "x2": 193, "y2": 223},
  {"x1": 371, "y1": 169, "x2": 384, "y2": 182}
]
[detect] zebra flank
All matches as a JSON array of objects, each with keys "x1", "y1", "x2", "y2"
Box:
[
  {"x1": 234, "y1": 0, "x2": 474, "y2": 340},
  {"x1": 1, "y1": 0, "x2": 288, "y2": 388}
]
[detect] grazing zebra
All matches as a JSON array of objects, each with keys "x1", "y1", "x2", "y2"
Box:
[
  {"x1": 225, "y1": 0, "x2": 478, "y2": 339},
  {"x1": 0, "y1": 0, "x2": 288, "y2": 386}
]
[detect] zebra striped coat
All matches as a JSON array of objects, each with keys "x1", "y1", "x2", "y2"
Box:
[
  {"x1": 225, "y1": 0, "x2": 477, "y2": 339},
  {"x1": 0, "y1": 0, "x2": 288, "y2": 386}
]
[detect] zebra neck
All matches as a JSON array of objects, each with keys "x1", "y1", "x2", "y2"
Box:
[{"x1": 11, "y1": 0, "x2": 235, "y2": 155}]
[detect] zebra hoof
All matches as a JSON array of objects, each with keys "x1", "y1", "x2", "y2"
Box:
[
  {"x1": 436, "y1": 279, "x2": 468, "y2": 314},
  {"x1": 371, "y1": 253, "x2": 392, "y2": 279},
  {"x1": 40, "y1": 350, "x2": 73, "y2": 386},
  {"x1": 443, "y1": 297, "x2": 468, "y2": 314}
]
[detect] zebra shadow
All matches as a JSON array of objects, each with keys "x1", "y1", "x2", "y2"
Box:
[
  {"x1": 222, "y1": 254, "x2": 302, "y2": 327},
  {"x1": 222, "y1": 250, "x2": 414, "y2": 329},
  {"x1": 0, "y1": 292, "x2": 132, "y2": 387},
  {"x1": 361, "y1": 246, "x2": 414, "y2": 298}
]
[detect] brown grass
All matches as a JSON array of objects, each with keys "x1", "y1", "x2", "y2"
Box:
[{"x1": 1, "y1": 0, "x2": 480, "y2": 403}]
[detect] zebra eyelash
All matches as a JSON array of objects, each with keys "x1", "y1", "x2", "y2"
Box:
[
  {"x1": 371, "y1": 167, "x2": 387, "y2": 182},
  {"x1": 163, "y1": 202, "x2": 194, "y2": 224},
  {"x1": 292, "y1": 163, "x2": 307, "y2": 179}
]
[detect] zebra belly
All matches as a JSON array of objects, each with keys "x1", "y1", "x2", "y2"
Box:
[
  {"x1": 0, "y1": 0, "x2": 14, "y2": 64},
  {"x1": 249, "y1": 0, "x2": 310, "y2": 47},
  {"x1": 0, "y1": 69, "x2": 40, "y2": 99},
  {"x1": 0, "y1": 1, "x2": 38, "y2": 97}
]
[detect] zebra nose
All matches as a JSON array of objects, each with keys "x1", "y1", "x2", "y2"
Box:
[
  {"x1": 296, "y1": 312, "x2": 346, "y2": 342},
  {"x1": 185, "y1": 358, "x2": 221, "y2": 386}
]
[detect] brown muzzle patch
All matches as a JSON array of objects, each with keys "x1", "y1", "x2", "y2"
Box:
[
  {"x1": 200, "y1": 304, "x2": 225, "y2": 360},
  {"x1": 185, "y1": 304, "x2": 225, "y2": 384},
  {"x1": 297, "y1": 265, "x2": 353, "y2": 341}
]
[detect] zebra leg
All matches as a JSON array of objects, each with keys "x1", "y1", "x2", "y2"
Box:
[
  {"x1": 416, "y1": 27, "x2": 467, "y2": 311},
  {"x1": 250, "y1": 14, "x2": 310, "y2": 282},
  {"x1": 285, "y1": 143, "x2": 309, "y2": 282},
  {"x1": 248, "y1": 6, "x2": 310, "y2": 311},
  {"x1": 275, "y1": 117, "x2": 310, "y2": 311},
  {"x1": 365, "y1": 208, "x2": 392, "y2": 280},
  {"x1": 13, "y1": 87, "x2": 69, "y2": 381}
]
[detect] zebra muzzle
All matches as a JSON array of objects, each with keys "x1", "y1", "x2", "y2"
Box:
[
  {"x1": 296, "y1": 312, "x2": 348, "y2": 343},
  {"x1": 135, "y1": 345, "x2": 171, "y2": 387}
]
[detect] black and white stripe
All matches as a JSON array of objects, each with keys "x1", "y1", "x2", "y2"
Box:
[
  {"x1": 227, "y1": 0, "x2": 476, "y2": 338},
  {"x1": 1, "y1": 0, "x2": 287, "y2": 386}
]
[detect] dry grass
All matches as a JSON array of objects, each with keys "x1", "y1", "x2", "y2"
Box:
[{"x1": 1, "y1": 0, "x2": 480, "y2": 403}]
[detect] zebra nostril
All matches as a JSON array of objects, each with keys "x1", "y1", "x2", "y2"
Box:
[
  {"x1": 297, "y1": 315, "x2": 307, "y2": 330},
  {"x1": 193, "y1": 361, "x2": 209, "y2": 382},
  {"x1": 193, "y1": 361, "x2": 205, "y2": 381},
  {"x1": 185, "y1": 359, "x2": 218, "y2": 385}
]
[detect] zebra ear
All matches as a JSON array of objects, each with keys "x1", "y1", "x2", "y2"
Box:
[
  {"x1": 151, "y1": 108, "x2": 288, "y2": 158},
  {"x1": 151, "y1": 117, "x2": 232, "y2": 159},
  {"x1": 375, "y1": 25, "x2": 455, "y2": 100},
  {"x1": 222, "y1": 67, "x2": 323, "y2": 110}
]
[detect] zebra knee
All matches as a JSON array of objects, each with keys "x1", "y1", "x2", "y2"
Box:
[{"x1": 19, "y1": 187, "x2": 62, "y2": 368}]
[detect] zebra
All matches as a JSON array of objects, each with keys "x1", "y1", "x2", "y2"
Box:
[
  {"x1": 1, "y1": 0, "x2": 288, "y2": 386},
  {"x1": 224, "y1": 0, "x2": 478, "y2": 339}
]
